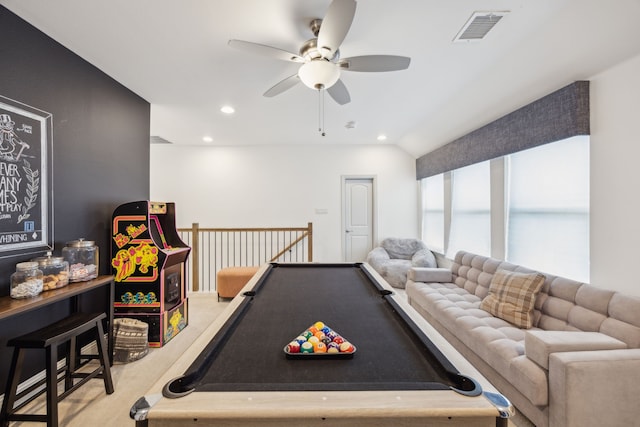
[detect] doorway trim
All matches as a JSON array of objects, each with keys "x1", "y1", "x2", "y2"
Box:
[{"x1": 341, "y1": 175, "x2": 378, "y2": 262}]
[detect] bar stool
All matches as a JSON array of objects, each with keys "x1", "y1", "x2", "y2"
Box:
[{"x1": 0, "y1": 312, "x2": 114, "y2": 427}]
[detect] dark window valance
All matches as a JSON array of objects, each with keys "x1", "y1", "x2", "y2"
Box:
[{"x1": 416, "y1": 81, "x2": 590, "y2": 179}]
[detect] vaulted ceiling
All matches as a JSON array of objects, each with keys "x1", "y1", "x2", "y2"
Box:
[{"x1": 3, "y1": 0, "x2": 640, "y2": 158}]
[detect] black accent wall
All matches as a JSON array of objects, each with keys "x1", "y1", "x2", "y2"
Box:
[{"x1": 0, "y1": 7, "x2": 150, "y2": 392}]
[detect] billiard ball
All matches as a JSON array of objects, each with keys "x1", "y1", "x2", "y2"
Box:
[
  {"x1": 286, "y1": 341, "x2": 300, "y2": 353},
  {"x1": 295, "y1": 336, "x2": 307, "y2": 345},
  {"x1": 339, "y1": 341, "x2": 354, "y2": 353},
  {"x1": 321, "y1": 337, "x2": 331, "y2": 345},
  {"x1": 308, "y1": 336, "x2": 320, "y2": 344},
  {"x1": 327, "y1": 346, "x2": 339, "y2": 354},
  {"x1": 333, "y1": 336, "x2": 344, "y2": 345},
  {"x1": 326, "y1": 331, "x2": 338, "y2": 340},
  {"x1": 314, "y1": 331, "x2": 326, "y2": 340},
  {"x1": 327, "y1": 342, "x2": 339, "y2": 351},
  {"x1": 301, "y1": 342, "x2": 314, "y2": 353},
  {"x1": 308, "y1": 326, "x2": 319, "y2": 335},
  {"x1": 302, "y1": 331, "x2": 313, "y2": 339},
  {"x1": 314, "y1": 342, "x2": 327, "y2": 353},
  {"x1": 314, "y1": 321, "x2": 325, "y2": 330},
  {"x1": 321, "y1": 326, "x2": 331, "y2": 334}
]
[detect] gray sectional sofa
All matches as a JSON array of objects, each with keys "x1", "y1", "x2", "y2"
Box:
[{"x1": 405, "y1": 250, "x2": 640, "y2": 427}]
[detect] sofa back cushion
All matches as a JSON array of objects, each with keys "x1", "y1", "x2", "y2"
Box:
[{"x1": 451, "y1": 250, "x2": 640, "y2": 348}]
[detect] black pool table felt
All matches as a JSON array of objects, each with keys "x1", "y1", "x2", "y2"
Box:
[{"x1": 179, "y1": 264, "x2": 464, "y2": 392}]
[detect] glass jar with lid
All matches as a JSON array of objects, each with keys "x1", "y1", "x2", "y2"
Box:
[
  {"x1": 10, "y1": 262, "x2": 43, "y2": 299},
  {"x1": 62, "y1": 238, "x2": 99, "y2": 282},
  {"x1": 32, "y1": 251, "x2": 70, "y2": 291}
]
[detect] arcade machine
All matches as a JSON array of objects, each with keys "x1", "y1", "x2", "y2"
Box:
[{"x1": 111, "y1": 201, "x2": 191, "y2": 347}]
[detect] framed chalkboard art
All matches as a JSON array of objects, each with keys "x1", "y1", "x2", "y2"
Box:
[{"x1": 0, "y1": 95, "x2": 53, "y2": 257}]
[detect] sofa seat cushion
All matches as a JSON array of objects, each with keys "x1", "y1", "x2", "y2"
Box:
[{"x1": 407, "y1": 280, "x2": 549, "y2": 406}]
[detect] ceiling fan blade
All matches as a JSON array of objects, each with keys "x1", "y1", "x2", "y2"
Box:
[
  {"x1": 339, "y1": 55, "x2": 411, "y2": 72},
  {"x1": 263, "y1": 74, "x2": 301, "y2": 97},
  {"x1": 317, "y1": 0, "x2": 357, "y2": 58},
  {"x1": 327, "y1": 79, "x2": 351, "y2": 105},
  {"x1": 228, "y1": 39, "x2": 304, "y2": 63}
]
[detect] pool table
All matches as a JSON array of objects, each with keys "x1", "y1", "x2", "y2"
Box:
[{"x1": 132, "y1": 263, "x2": 512, "y2": 426}]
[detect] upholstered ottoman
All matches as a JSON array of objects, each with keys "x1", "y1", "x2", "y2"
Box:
[{"x1": 216, "y1": 266, "x2": 259, "y2": 300}]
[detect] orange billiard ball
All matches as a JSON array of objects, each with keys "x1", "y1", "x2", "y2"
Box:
[{"x1": 314, "y1": 342, "x2": 327, "y2": 353}]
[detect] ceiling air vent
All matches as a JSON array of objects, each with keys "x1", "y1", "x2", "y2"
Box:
[
  {"x1": 453, "y1": 11, "x2": 509, "y2": 43},
  {"x1": 150, "y1": 135, "x2": 173, "y2": 144}
]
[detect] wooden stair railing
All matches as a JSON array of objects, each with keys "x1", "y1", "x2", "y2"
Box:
[{"x1": 177, "y1": 223, "x2": 313, "y2": 292}]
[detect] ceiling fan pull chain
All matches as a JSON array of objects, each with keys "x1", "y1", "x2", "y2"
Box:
[
  {"x1": 318, "y1": 89, "x2": 326, "y2": 137},
  {"x1": 318, "y1": 89, "x2": 321, "y2": 133}
]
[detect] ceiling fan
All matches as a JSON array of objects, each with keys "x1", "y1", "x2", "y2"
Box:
[{"x1": 228, "y1": 0, "x2": 411, "y2": 105}]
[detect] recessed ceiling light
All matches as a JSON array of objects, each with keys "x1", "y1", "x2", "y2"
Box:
[
  {"x1": 203, "y1": 136, "x2": 213, "y2": 143},
  {"x1": 377, "y1": 134, "x2": 387, "y2": 141},
  {"x1": 220, "y1": 105, "x2": 235, "y2": 114}
]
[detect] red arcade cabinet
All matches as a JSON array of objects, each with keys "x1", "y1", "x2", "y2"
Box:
[{"x1": 111, "y1": 201, "x2": 190, "y2": 347}]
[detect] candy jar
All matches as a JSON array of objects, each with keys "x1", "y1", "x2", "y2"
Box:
[
  {"x1": 32, "y1": 251, "x2": 70, "y2": 291},
  {"x1": 10, "y1": 262, "x2": 44, "y2": 299},
  {"x1": 62, "y1": 238, "x2": 99, "y2": 282}
]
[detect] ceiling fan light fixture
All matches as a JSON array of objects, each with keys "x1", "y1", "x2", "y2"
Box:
[{"x1": 298, "y1": 60, "x2": 340, "y2": 90}]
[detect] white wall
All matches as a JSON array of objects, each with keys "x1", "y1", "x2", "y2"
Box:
[
  {"x1": 150, "y1": 144, "x2": 418, "y2": 262},
  {"x1": 150, "y1": 53, "x2": 640, "y2": 295},
  {"x1": 590, "y1": 52, "x2": 640, "y2": 296}
]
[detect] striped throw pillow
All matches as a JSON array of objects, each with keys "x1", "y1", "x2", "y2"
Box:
[{"x1": 480, "y1": 269, "x2": 545, "y2": 328}]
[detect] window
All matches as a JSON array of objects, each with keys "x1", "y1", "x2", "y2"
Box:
[
  {"x1": 421, "y1": 174, "x2": 444, "y2": 252},
  {"x1": 447, "y1": 161, "x2": 491, "y2": 258},
  {"x1": 506, "y1": 136, "x2": 589, "y2": 281}
]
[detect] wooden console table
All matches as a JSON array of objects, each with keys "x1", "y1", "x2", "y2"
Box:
[{"x1": 0, "y1": 275, "x2": 115, "y2": 364}]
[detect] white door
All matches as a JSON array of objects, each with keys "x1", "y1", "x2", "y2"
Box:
[{"x1": 343, "y1": 178, "x2": 374, "y2": 261}]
